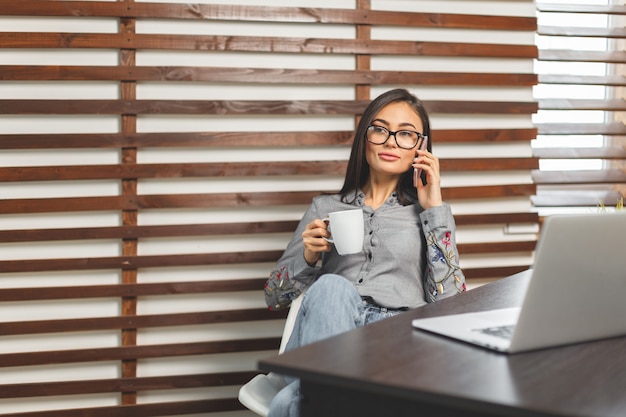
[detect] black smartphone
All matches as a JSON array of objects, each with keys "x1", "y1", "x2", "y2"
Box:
[{"x1": 413, "y1": 136, "x2": 429, "y2": 187}]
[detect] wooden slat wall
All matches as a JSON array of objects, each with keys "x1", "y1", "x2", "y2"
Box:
[
  {"x1": 0, "y1": 1, "x2": 537, "y2": 416},
  {"x1": 535, "y1": 1, "x2": 626, "y2": 208}
]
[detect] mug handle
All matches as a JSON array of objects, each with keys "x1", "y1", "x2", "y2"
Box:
[{"x1": 321, "y1": 217, "x2": 334, "y2": 243}]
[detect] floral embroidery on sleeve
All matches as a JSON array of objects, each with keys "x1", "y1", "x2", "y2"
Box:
[
  {"x1": 426, "y1": 230, "x2": 466, "y2": 299},
  {"x1": 264, "y1": 266, "x2": 303, "y2": 311}
]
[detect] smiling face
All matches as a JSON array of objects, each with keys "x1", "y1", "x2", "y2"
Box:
[{"x1": 365, "y1": 101, "x2": 425, "y2": 181}]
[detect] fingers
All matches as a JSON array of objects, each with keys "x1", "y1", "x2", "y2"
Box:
[
  {"x1": 413, "y1": 150, "x2": 440, "y2": 183},
  {"x1": 302, "y1": 219, "x2": 332, "y2": 254}
]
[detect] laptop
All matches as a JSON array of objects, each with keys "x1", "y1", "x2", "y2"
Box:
[{"x1": 412, "y1": 212, "x2": 626, "y2": 353}]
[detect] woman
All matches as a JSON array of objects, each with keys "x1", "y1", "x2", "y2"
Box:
[{"x1": 264, "y1": 89, "x2": 466, "y2": 417}]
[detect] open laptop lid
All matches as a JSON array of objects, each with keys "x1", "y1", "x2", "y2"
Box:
[
  {"x1": 508, "y1": 211, "x2": 626, "y2": 352},
  {"x1": 412, "y1": 212, "x2": 626, "y2": 354}
]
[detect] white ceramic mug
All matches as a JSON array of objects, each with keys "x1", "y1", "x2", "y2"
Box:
[{"x1": 322, "y1": 208, "x2": 364, "y2": 255}]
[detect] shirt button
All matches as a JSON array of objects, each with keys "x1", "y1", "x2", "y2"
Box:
[
  {"x1": 368, "y1": 253, "x2": 373, "y2": 260},
  {"x1": 358, "y1": 278, "x2": 363, "y2": 284}
]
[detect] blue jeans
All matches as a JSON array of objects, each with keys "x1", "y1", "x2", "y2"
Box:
[{"x1": 267, "y1": 274, "x2": 402, "y2": 417}]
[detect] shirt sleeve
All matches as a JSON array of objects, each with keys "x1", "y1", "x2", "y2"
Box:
[
  {"x1": 264, "y1": 201, "x2": 324, "y2": 310},
  {"x1": 419, "y1": 203, "x2": 467, "y2": 302}
]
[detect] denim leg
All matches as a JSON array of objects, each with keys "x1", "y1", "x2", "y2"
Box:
[
  {"x1": 268, "y1": 274, "x2": 364, "y2": 417},
  {"x1": 285, "y1": 273, "x2": 365, "y2": 352},
  {"x1": 267, "y1": 380, "x2": 300, "y2": 417}
]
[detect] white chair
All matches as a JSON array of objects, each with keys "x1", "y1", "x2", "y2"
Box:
[{"x1": 238, "y1": 295, "x2": 304, "y2": 416}]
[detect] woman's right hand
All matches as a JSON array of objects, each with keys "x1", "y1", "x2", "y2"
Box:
[{"x1": 302, "y1": 218, "x2": 332, "y2": 266}]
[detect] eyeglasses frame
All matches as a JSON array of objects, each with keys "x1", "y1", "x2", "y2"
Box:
[{"x1": 365, "y1": 125, "x2": 427, "y2": 150}]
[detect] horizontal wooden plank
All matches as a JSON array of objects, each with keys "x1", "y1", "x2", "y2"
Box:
[
  {"x1": 533, "y1": 146, "x2": 626, "y2": 159},
  {"x1": 535, "y1": 122, "x2": 626, "y2": 136},
  {"x1": 0, "y1": 251, "x2": 285, "y2": 273},
  {"x1": 0, "y1": 131, "x2": 354, "y2": 149},
  {"x1": 458, "y1": 240, "x2": 537, "y2": 255},
  {"x1": 0, "y1": 2, "x2": 537, "y2": 31},
  {"x1": 0, "y1": 213, "x2": 537, "y2": 244},
  {"x1": 538, "y1": 49, "x2": 626, "y2": 63},
  {"x1": 0, "y1": 308, "x2": 283, "y2": 336},
  {"x1": 0, "y1": 186, "x2": 537, "y2": 215},
  {"x1": 537, "y1": 3, "x2": 626, "y2": 15},
  {"x1": 0, "y1": 65, "x2": 538, "y2": 86},
  {"x1": 0, "y1": 222, "x2": 299, "y2": 243},
  {"x1": 538, "y1": 98, "x2": 626, "y2": 111},
  {"x1": 0, "y1": 99, "x2": 368, "y2": 116},
  {"x1": 455, "y1": 212, "x2": 539, "y2": 226},
  {"x1": 463, "y1": 265, "x2": 531, "y2": 280},
  {"x1": 538, "y1": 74, "x2": 626, "y2": 86},
  {"x1": 0, "y1": 99, "x2": 538, "y2": 115},
  {"x1": 0, "y1": 158, "x2": 537, "y2": 182},
  {"x1": 0, "y1": 398, "x2": 243, "y2": 417},
  {"x1": 532, "y1": 169, "x2": 626, "y2": 184},
  {"x1": 0, "y1": 161, "x2": 348, "y2": 182},
  {"x1": 443, "y1": 184, "x2": 536, "y2": 200},
  {"x1": 0, "y1": 33, "x2": 538, "y2": 58},
  {"x1": 0, "y1": 128, "x2": 537, "y2": 150},
  {"x1": 538, "y1": 25, "x2": 626, "y2": 38},
  {"x1": 0, "y1": 371, "x2": 258, "y2": 399},
  {"x1": 0, "y1": 338, "x2": 279, "y2": 368},
  {"x1": 0, "y1": 279, "x2": 271, "y2": 301}
]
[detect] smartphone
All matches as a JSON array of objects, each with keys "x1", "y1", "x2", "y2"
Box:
[{"x1": 413, "y1": 136, "x2": 429, "y2": 187}]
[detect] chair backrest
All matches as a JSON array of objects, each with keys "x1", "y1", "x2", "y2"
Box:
[{"x1": 278, "y1": 295, "x2": 304, "y2": 354}]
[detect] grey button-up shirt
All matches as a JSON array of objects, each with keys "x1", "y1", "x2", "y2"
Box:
[{"x1": 265, "y1": 191, "x2": 466, "y2": 310}]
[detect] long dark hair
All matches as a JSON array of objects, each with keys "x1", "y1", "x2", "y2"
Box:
[{"x1": 338, "y1": 88, "x2": 432, "y2": 206}]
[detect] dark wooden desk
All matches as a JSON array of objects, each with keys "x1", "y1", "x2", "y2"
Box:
[{"x1": 259, "y1": 271, "x2": 626, "y2": 417}]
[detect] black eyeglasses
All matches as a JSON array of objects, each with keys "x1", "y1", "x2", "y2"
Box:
[{"x1": 366, "y1": 125, "x2": 426, "y2": 150}]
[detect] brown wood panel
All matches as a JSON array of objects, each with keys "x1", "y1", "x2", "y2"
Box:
[
  {"x1": 0, "y1": 161, "x2": 348, "y2": 181},
  {"x1": 0, "y1": 250, "x2": 285, "y2": 273},
  {"x1": 0, "y1": 196, "x2": 134, "y2": 214},
  {"x1": 0, "y1": 309, "x2": 282, "y2": 336},
  {"x1": 0, "y1": 128, "x2": 536, "y2": 150},
  {"x1": 0, "y1": 33, "x2": 538, "y2": 58},
  {"x1": 0, "y1": 213, "x2": 536, "y2": 244},
  {"x1": 443, "y1": 184, "x2": 536, "y2": 200},
  {"x1": 0, "y1": 99, "x2": 538, "y2": 115},
  {"x1": 455, "y1": 212, "x2": 539, "y2": 226},
  {"x1": 462, "y1": 265, "x2": 531, "y2": 280},
  {"x1": 0, "y1": 398, "x2": 243, "y2": 417},
  {"x1": 0, "y1": 65, "x2": 538, "y2": 86},
  {"x1": 0, "y1": 186, "x2": 537, "y2": 216},
  {"x1": 0, "y1": 222, "x2": 299, "y2": 243},
  {"x1": 0, "y1": 131, "x2": 355, "y2": 149},
  {"x1": 458, "y1": 240, "x2": 537, "y2": 255},
  {"x1": 0, "y1": 372, "x2": 258, "y2": 398},
  {"x1": 0, "y1": 158, "x2": 537, "y2": 182},
  {"x1": 0, "y1": 3, "x2": 539, "y2": 415},
  {"x1": 0, "y1": 99, "x2": 368, "y2": 115},
  {"x1": 0, "y1": 2, "x2": 536, "y2": 31},
  {"x1": 0, "y1": 279, "x2": 271, "y2": 301},
  {"x1": 0, "y1": 338, "x2": 280, "y2": 368}
]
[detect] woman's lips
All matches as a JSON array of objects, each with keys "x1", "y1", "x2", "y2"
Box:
[{"x1": 378, "y1": 152, "x2": 400, "y2": 161}]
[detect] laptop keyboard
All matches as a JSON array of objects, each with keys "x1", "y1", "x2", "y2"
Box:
[{"x1": 476, "y1": 324, "x2": 516, "y2": 340}]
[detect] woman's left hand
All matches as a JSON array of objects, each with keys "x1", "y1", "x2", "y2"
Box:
[{"x1": 413, "y1": 149, "x2": 443, "y2": 209}]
